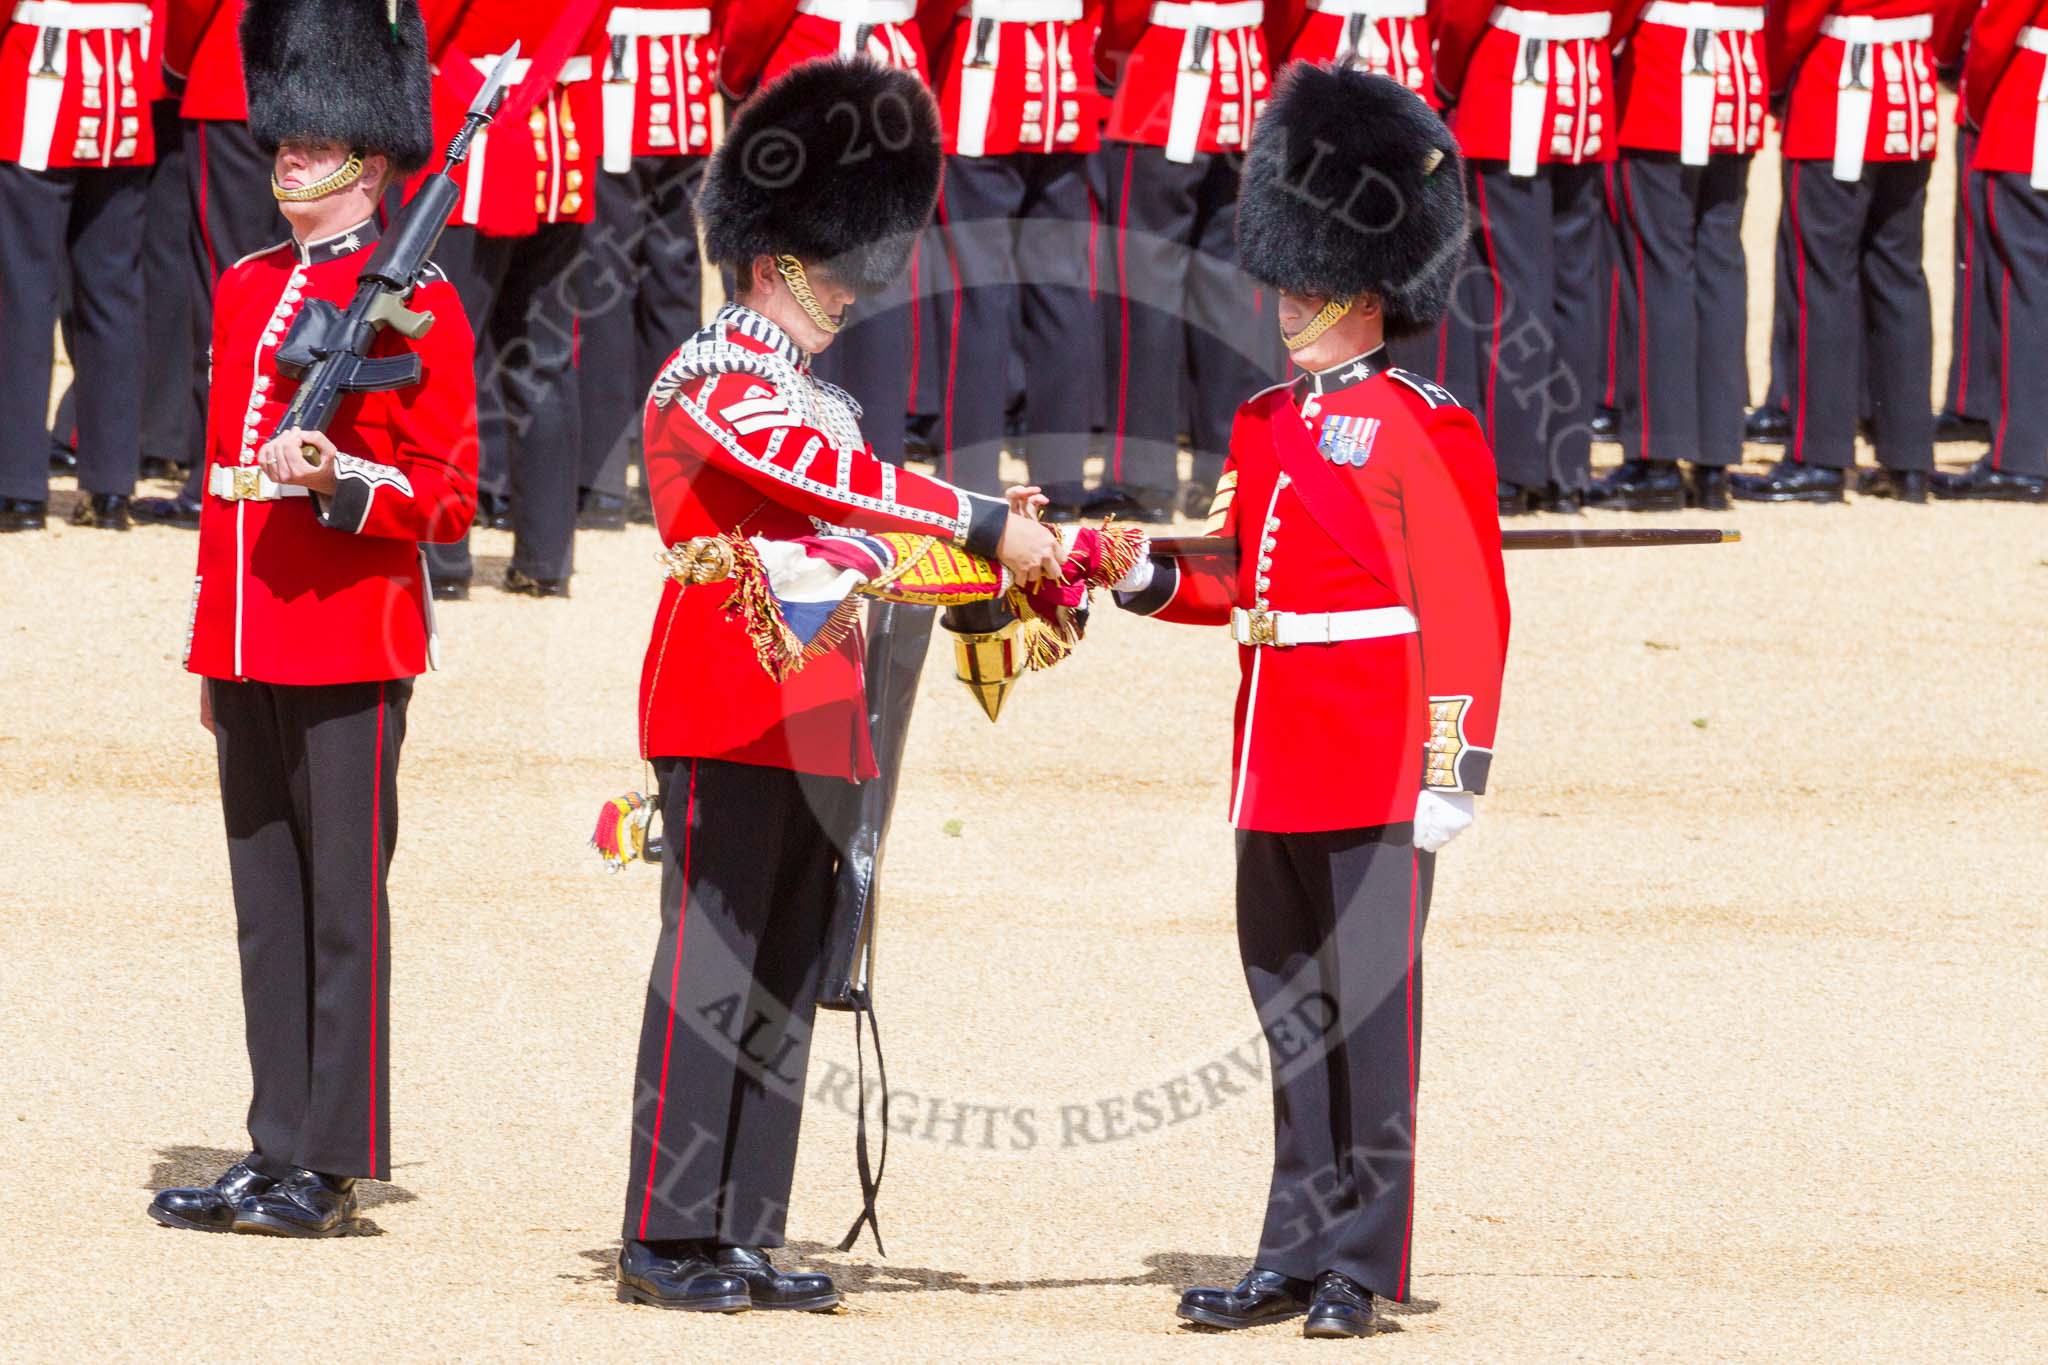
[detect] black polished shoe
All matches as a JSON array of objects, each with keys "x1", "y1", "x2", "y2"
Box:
[
  {"x1": 578, "y1": 488, "x2": 628, "y2": 530},
  {"x1": 0, "y1": 496, "x2": 47, "y2": 532},
  {"x1": 231, "y1": 1168, "x2": 358, "y2": 1237},
  {"x1": 1744, "y1": 405, "x2": 1791, "y2": 446},
  {"x1": 1856, "y1": 466, "x2": 1929, "y2": 503},
  {"x1": 616, "y1": 1240, "x2": 751, "y2": 1312},
  {"x1": 503, "y1": 567, "x2": 570, "y2": 598},
  {"x1": 1586, "y1": 460, "x2": 1685, "y2": 512},
  {"x1": 1933, "y1": 410, "x2": 1992, "y2": 444},
  {"x1": 1729, "y1": 459, "x2": 1845, "y2": 504},
  {"x1": 131, "y1": 494, "x2": 202, "y2": 529},
  {"x1": 1541, "y1": 483, "x2": 1585, "y2": 514},
  {"x1": 1688, "y1": 466, "x2": 1731, "y2": 511},
  {"x1": 49, "y1": 447, "x2": 78, "y2": 474},
  {"x1": 430, "y1": 577, "x2": 471, "y2": 601},
  {"x1": 147, "y1": 1156, "x2": 273, "y2": 1233},
  {"x1": 1930, "y1": 455, "x2": 2048, "y2": 503},
  {"x1": 1589, "y1": 405, "x2": 1620, "y2": 443},
  {"x1": 478, "y1": 491, "x2": 514, "y2": 532},
  {"x1": 1177, "y1": 1267, "x2": 1314, "y2": 1331},
  {"x1": 70, "y1": 492, "x2": 133, "y2": 530},
  {"x1": 1497, "y1": 480, "x2": 1543, "y2": 517},
  {"x1": 1302, "y1": 1271, "x2": 1377, "y2": 1339},
  {"x1": 139, "y1": 455, "x2": 185, "y2": 482},
  {"x1": 712, "y1": 1244, "x2": 840, "y2": 1312}
]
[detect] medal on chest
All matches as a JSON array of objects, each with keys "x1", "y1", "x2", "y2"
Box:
[{"x1": 1317, "y1": 414, "x2": 1381, "y2": 468}]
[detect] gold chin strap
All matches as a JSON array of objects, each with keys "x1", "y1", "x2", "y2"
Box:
[
  {"x1": 272, "y1": 153, "x2": 366, "y2": 203},
  {"x1": 777, "y1": 254, "x2": 843, "y2": 336},
  {"x1": 1284, "y1": 296, "x2": 1353, "y2": 353}
]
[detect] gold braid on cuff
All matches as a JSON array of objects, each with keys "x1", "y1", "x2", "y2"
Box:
[
  {"x1": 1283, "y1": 296, "x2": 1353, "y2": 353},
  {"x1": 272, "y1": 154, "x2": 366, "y2": 203},
  {"x1": 777, "y1": 255, "x2": 843, "y2": 335}
]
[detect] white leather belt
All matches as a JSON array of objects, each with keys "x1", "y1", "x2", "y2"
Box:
[
  {"x1": 1489, "y1": 6, "x2": 1611, "y2": 40},
  {"x1": 1640, "y1": 2, "x2": 1763, "y2": 32},
  {"x1": 2026, "y1": 28, "x2": 2048, "y2": 190},
  {"x1": 209, "y1": 465, "x2": 309, "y2": 503},
  {"x1": 473, "y1": 53, "x2": 595, "y2": 84},
  {"x1": 966, "y1": 0, "x2": 1085, "y2": 19},
  {"x1": 1230, "y1": 605, "x2": 1417, "y2": 648},
  {"x1": 797, "y1": 0, "x2": 918, "y2": 21},
  {"x1": 1819, "y1": 13, "x2": 1932, "y2": 43},
  {"x1": 1149, "y1": 1, "x2": 1266, "y2": 31},
  {"x1": 2019, "y1": 24, "x2": 2048, "y2": 53},
  {"x1": 11, "y1": 2, "x2": 151, "y2": 29},
  {"x1": 1308, "y1": 0, "x2": 1429, "y2": 18},
  {"x1": 607, "y1": 6, "x2": 712, "y2": 37}
]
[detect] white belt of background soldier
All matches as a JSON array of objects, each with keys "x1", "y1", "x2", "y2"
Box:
[
  {"x1": 1490, "y1": 6, "x2": 1612, "y2": 178},
  {"x1": 2022, "y1": 26, "x2": 2048, "y2": 190},
  {"x1": 1638, "y1": 3, "x2": 1765, "y2": 168},
  {"x1": 455, "y1": 52, "x2": 595, "y2": 225},
  {"x1": 1231, "y1": 605, "x2": 1418, "y2": 649},
  {"x1": 1148, "y1": 2, "x2": 1266, "y2": 167},
  {"x1": 795, "y1": 0, "x2": 922, "y2": 66},
  {"x1": 11, "y1": 2, "x2": 153, "y2": 173},
  {"x1": 602, "y1": 5, "x2": 715, "y2": 173},
  {"x1": 1818, "y1": 12, "x2": 1933, "y2": 183},
  {"x1": 950, "y1": 1, "x2": 1087, "y2": 159}
]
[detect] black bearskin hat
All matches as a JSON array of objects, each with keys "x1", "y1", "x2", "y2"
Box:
[
  {"x1": 699, "y1": 59, "x2": 943, "y2": 293},
  {"x1": 1237, "y1": 66, "x2": 1467, "y2": 337},
  {"x1": 242, "y1": 0, "x2": 436, "y2": 174}
]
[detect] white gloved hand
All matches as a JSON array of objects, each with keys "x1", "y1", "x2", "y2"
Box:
[
  {"x1": 1413, "y1": 790, "x2": 1475, "y2": 853},
  {"x1": 1112, "y1": 552, "x2": 1157, "y2": 595}
]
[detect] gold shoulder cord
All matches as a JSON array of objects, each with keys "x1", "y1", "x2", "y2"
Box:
[
  {"x1": 272, "y1": 154, "x2": 366, "y2": 203},
  {"x1": 1284, "y1": 296, "x2": 1353, "y2": 353},
  {"x1": 777, "y1": 254, "x2": 843, "y2": 335}
]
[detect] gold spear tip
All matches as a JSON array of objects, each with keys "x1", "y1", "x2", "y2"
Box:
[
  {"x1": 951, "y1": 625, "x2": 1022, "y2": 723},
  {"x1": 965, "y1": 676, "x2": 1013, "y2": 724}
]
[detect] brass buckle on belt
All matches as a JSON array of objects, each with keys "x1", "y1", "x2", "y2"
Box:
[
  {"x1": 231, "y1": 467, "x2": 262, "y2": 501},
  {"x1": 1245, "y1": 608, "x2": 1284, "y2": 648}
]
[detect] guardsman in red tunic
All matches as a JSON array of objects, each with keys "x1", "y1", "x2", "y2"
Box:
[
  {"x1": 418, "y1": 0, "x2": 608, "y2": 598},
  {"x1": 915, "y1": 0, "x2": 1106, "y2": 507},
  {"x1": 1436, "y1": 0, "x2": 1616, "y2": 513},
  {"x1": 145, "y1": 0, "x2": 478, "y2": 1240},
  {"x1": 1732, "y1": 0, "x2": 1967, "y2": 501},
  {"x1": 1267, "y1": 1, "x2": 1482, "y2": 407},
  {"x1": 1095, "y1": 0, "x2": 1283, "y2": 522},
  {"x1": 1586, "y1": 0, "x2": 1767, "y2": 512},
  {"x1": 1936, "y1": 0, "x2": 2048, "y2": 497},
  {"x1": 1116, "y1": 69, "x2": 1509, "y2": 1338},
  {"x1": 719, "y1": 2, "x2": 932, "y2": 469},
  {"x1": 573, "y1": 0, "x2": 721, "y2": 529},
  {"x1": 612, "y1": 59, "x2": 1061, "y2": 1313},
  {"x1": 0, "y1": 0, "x2": 165, "y2": 531}
]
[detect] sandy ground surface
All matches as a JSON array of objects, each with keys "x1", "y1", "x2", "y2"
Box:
[{"x1": 5, "y1": 113, "x2": 2047, "y2": 1361}]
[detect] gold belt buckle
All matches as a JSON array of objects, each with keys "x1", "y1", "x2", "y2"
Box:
[
  {"x1": 231, "y1": 467, "x2": 262, "y2": 501},
  {"x1": 1245, "y1": 608, "x2": 1283, "y2": 648}
]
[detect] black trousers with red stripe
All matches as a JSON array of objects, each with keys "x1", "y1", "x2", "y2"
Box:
[
  {"x1": 0, "y1": 161, "x2": 146, "y2": 501},
  {"x1": 1467, "y1": 161, "x2": 1606, "y2": 493},
  {"x1": 933, "y1": 151, "x2": 1097, "y2": 497},
  {"x1": 175, "y1": 119, "x2": 291, "y2": 501},
  {"x1": 1237, "y1": 823, "x2": 1434, "y2": 1302},
  {"x1": 1614, "y1": 152, "x2": 1751, "y2": 468},
  {"x1": 210, "y1": 676, "x2": 410, "y2": 1183},
  {"x1": 143, "y1": 96, "x2": 204, "y2": 469},
  {"x1": 1984, "y1": 173, "x2": 2048, "y2": 477},
  {"x1": 574, "y1": 156, "x2": 705, "y2": 501},
  {"x1": 1945, "y1": 127, "x2": 1999, "y2": 424},
  {"x1": 1784, "y1": 159, "x2": 1934, "y2": 471},
  {"x1": 1097, "y1": 142, "x2": 1282, "y2": 499},
  {"x1": 434, "y1": 223, "x2": 585, "y2": 584},
  {"x1": 623, "y1": 756, "x2": 850, "y2": 1246}
]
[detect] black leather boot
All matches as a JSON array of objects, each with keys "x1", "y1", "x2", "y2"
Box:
[
  {"x1": 1177, "y1": 1268, "x2": 1314, "y2": 1330},
  {"x1": 1930, "y1": 455, "x2": 2048, "y2": 502},
  {"x1": 147, "y1": 1156, "x2": 273, "y2": 1233},
  {"x1": 712, "y1": 1245, "x2": 840, "y2": 1311},
  {"x1": 1302, "y1": 1271, "x2": 1377, "y2": 1339},
  {"x1": 1856, "y1": 466, "x2": 1930, "y2": 503},
  {"x1": 0, "y1": 497, "x2": 48, "y2": 532},
  {"x1": 231, "y1": 1168, "x2": 359, "y2": 1237},
  {"x1": 131, "y1": 493, "x2": 203, "y2": 529},
  {"x1": 1743, "y1": 406, "x2": 1790, "y2": 446},
  {"x1": 1729, "y1": 459, "x2": 1845, "y2": 503},
  {"x1": 70, "y1": 493, "x2": 133, "y2": 530},
  {"x1": 1586, "y1": 461, "x2": 1685, "y2": 512},
  {"x1": 503, "y1": 566, "x2": 570, "y2": 598},
  {"x1": 1688, "y1": 466, "x2": 1731, "y2": 511},
  {"x1": 616, "y1": 1240, "x2": 751, "y2": 1312}
]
